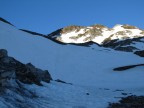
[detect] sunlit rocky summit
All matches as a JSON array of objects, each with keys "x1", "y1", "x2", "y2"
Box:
[
  {"x1": 48, "y1": 24, "x2": 144, "y2": 44},
  {"x1": 48, "y1": 24, "x2": 144, "y2": 52}
]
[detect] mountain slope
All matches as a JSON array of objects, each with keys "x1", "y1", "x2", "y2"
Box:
[
  {"x1": 0, "y1": 49, "x2": 144, "y2": 108},
  {"x1": 0, "y1": 19, "x2": 144, "y2": 88},
  {"x1": 1, "y1": 18, "x2": 144, "y2": 108}
]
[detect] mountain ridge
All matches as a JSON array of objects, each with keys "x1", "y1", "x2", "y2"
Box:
[
  {"x1": 47, "y1": 24, "x2": 144, "y2": 52},
  {"x1": 1, "y1": 17, "x2": 144, "y2": 53},
  {"x1": 47, "y1": 24, "x2": 144, "y2": 44},
  {"x1": 0, "y1": 17, "x2": 14, "y2": 26}
]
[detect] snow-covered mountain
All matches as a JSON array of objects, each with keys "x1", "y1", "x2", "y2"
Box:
[
  {"x1": 48, "y1": 24, "x2": 144, "y2": 44},
  {"x1": 0, "y1": 18, "x2": 144, "y2": 108},
  {"x1": 48, "y1": 24, "x2": 144, "y2": 52}
]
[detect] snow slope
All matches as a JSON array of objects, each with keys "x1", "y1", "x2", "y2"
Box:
[
  {"x1": 2, "y1": 80, "x2": 144, "y2": 108},
  {"x1": 0, "y1": 20, "x2": 144, "y2": 107},
  {"x1": 0, "y1": 21, "x2": 144, "y2": 88},
  {"x1": 25, "y1": 81, "x2": 144, "y2": 108}
]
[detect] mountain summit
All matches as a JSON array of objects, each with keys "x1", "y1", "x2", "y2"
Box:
[
  {"x1": 48, "y1": 24, "x2": 144, "y2": 52},
  {"x1": 48, "y1": 24, "x2": 144, "y2": 44}
]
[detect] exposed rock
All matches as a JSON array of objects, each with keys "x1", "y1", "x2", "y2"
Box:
[
  {"x1": 0, "y1": 49, "x2": 54, "y2": 108},
  {"x1": 69, "y1": 41, "x2": 100, "y2": 47},
  {"x1": 86, "y1": 93, "x2": 90, "y2": 95},
  {"x1": 121, "y1": 93, "x2": 128, "y2": 96},
  {"x1": 47, "y1": 23, "x2": 144, "y2": 53},
  {"x1": 122, "y1": 24, "x2": 138, "y2": 29},
  {"x1": 0, "y1": 49, "x2": 52, "y2": 87},
  {"x1": 26, "y1": 63, "x2": 52, "y2": 83},
  {"x1": 115, "y1": 46, "x2": 138, "y2": 52},
  {"x1": 47, "y1": 28, "x2": 62, "y2": 37},
  {"x1": 0, "y1": 17, "x2": 14, "y2": 26},
  {"x1": 103, "y1": 38, "x2": 142, "y2": 52},
  {"x1": 0, "y1": 70, "x2": 16, "y2": 87},
  {"x1": 44, "y1": 36, "x2": 67, "y2": 45},
  {"x1": 20, "y1": 29, "x2": 46, "y2": 37},
  {"x1": 55, "y1": 79, "x2": 66, "y2": 83},
  {"x1": 113, "y1": 64, "x2": 144, "y2": 71},
  {"x1": 114, "y1": 89, "x2": 124, "y2": 92},
  {"x1": 108, "y1": 95, "x2": 144, "y2": 108},
  {"x1": 0, "y1": 49, "x2": 8, "y2": 58},
  {"x1": 134, "y1": 50, "x2": 144, "y2": 57},
  {"x1": 61, "y1": 25, "x2": 85, "y2": 34},
  {"x1": 55, "y1": 79, "x2": 72, "y2": 85},
  {"x1": 90, "y1": 24, "x2": 107, "y2": 29}
]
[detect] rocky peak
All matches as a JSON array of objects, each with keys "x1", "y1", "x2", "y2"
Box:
[
  {"x1": 121, "y1": 24, "x2": 138, "y2": 29},
  {"x1": 61, "y1": 25, "x2": 85, "y2": 34},
  {"x1": 48, "y1": 24, "x2": 144, "y2": 45},
  {"x1": 90, "y1": 24, "x2": 107, "y2": 29},
  {"x1": 46, "y1": 24, "x2": 144, "y2": 52}
]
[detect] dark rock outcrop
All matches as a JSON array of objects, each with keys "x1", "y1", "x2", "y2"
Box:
[
  {"x1": 47, "y1": 28, "x2": 62, "y2": 37},
  {"x1": 0, "y1": 49, "x2": 53, "y2": 107},
  {"x1": 113, "y1": 64, "x2": 144, "y2": 71},
  {"x1": 103, "y1": 37, "x2": 144, "y2": 52},
  {"x1": 108, "y1": 95, "x2": 144, "y2": 108},
  {"x1": 115, "y1": 46, "x2": 138, "y2": 52},
  {"x1": 55, "y1": 79, "x2": 72, "y2": 85},
  {"x1": 20, "y1": 29, "x2": 46, "y2": 37},
  {"x1": 26, "y1": 63, "x2": 52, "y2": 83},
  {"x1": 0, "y1": 17, "x2": 14, "y2": 26},
  {"x1": 0, "y1": 49, "x2": 8, "y2": 58},
  {"x1": 0, "y1": 49, "x2": 52, "y2": 87},
  {"x1": 134, "y1": 50, "x2": 144, "y2": 57}
]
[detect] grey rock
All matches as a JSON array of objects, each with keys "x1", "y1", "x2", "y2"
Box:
[
  {"x1": 0, "y1": 49, "x2": 8, "y2": 58},
  {"x1": 26, "y1": 63, "x2": 52, "y2": 83},
  {"x1": 0, "y1": 49, "x2": 52, "y2": 87},
  {"x1": 108, "y1": 95, "x2": 144, "y2": 108},
  {"x1": 134, "y1": 50, "x2": 144, "y2": 57}
]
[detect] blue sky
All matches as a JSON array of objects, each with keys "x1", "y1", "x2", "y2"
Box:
[{"x1": 0, "y1": 0, "x2": 144, "y2": 34}]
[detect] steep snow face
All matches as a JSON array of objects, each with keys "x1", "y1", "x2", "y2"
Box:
[
  {"x1": 51, "y1": 24, "x2": 144, "y2": 44},
  {"x1": 0, "y1": 21, "x2": 144, "y2": 88}
]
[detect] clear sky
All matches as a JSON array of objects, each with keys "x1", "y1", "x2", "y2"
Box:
[{"x1": 0, "y1": 0, "x2": 144, "y2": 34}]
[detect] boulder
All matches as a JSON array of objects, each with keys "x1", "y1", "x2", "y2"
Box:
[
  {"x1": 0, "y1": 49, "x2": 52, "y2": 87},
  {"x1": 26, "y1": 63, "x2": 52, "y2": 83}
]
